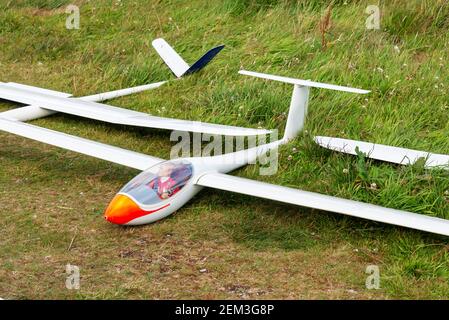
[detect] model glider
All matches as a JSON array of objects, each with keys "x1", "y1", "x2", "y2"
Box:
[{"x1": 1, "y1": 69, "x2": 448, "y2": 237}]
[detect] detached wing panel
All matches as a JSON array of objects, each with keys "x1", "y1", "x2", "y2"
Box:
[
  {"x1": 0, "y1": 117, "x2": 163, "y2": 170},
  {"x1": 315, "y1": 136, "x2": 449, "y2": 170},
  {"x1": 3, "y1": 82, "x2": 73, "y2": 98},
  {"x1": 196, "y1": 172, "x2": 449, "y2": 237},
  {"x1": 0, "y1": 82, "x2": 72, "y2": 104},
  {"x1": 0, "y1": 83, "x2": 270, "y2": 136}
]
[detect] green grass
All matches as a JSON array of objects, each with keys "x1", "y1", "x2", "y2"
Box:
[{"x1": 0, "y1": 0, "x2": 448, "y2": 299}]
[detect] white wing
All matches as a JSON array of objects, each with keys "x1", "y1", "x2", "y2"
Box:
[
  {"x1": 0, "y1": 117, "x2": 163, "y2": 170},
  {"x1": 196, "y1": 172, "x2": 449, "y2": 237},
  {"x1": 0, "y1": 83, "x2": 270, "y2": 136},
  {"x1": 0, "y1": 82, "x2": 73, "y2": 98},
  {"x1": 315, "y1": 136, "x2": 449, "y2": 170}
]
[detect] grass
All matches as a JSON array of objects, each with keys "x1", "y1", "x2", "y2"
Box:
[{"x1": 0, "y1": 0, "x2": 448, "y2": 299}]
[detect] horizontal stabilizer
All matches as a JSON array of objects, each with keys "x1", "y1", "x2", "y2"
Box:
[
  {"x1": 0, "y1": 117, "x2": 162, "y2": 170},
  {"x1": 315, "y1": 136, "x2": 449, "y2": 170},
  {"x1": 196, "y1": 172, "x2": 449, "y2": 237},
  {"x1": 239, "y1": 70, "x2": 370, "y2": 94}
]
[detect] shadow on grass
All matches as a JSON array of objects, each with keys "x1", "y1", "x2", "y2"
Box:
[{"x1": 191, "y1": 179, "x2": 449, "y2": 254}]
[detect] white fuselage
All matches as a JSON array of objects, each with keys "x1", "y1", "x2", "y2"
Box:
[{"x1": 117, "y1": 138, "x2": 286, "y2": 225}]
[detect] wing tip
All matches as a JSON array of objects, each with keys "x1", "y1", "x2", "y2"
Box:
[{"x1": 151, "y1": 38, "x2": 166, "y2": 47}]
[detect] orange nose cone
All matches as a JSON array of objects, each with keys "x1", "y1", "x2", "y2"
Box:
[
  {"x1": 104, "y1": 194, "x2": 170, "y2": 225},
  {"x1": 104, "y1": 194, "x2": 146, "y2": 225}
]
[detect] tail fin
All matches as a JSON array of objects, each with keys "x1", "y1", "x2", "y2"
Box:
[
  {"x1": 152, "y1": 38, "x2": 224, "y2": 78},
  {"x1": 239, "y1": 70, "x2": 370, "y2": 141}
]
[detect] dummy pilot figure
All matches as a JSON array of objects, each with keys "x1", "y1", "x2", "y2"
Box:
[{"x1": 148, "y1": 162, "x2": 180, "y2": 199}]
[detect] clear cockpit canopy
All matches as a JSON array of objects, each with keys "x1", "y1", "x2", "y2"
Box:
[{"x1": 120, "y1": 160, "x2": 193, "y2": 206}]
